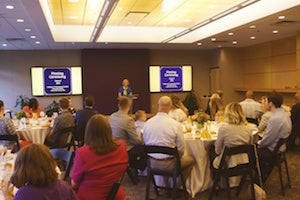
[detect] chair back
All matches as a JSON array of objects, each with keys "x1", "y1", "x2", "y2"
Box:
[
  {"x1": 0, "y1": 134, "x2": 20, "y2": 152},
  {"x1": 218, "y1": 144, "x2": 256, "y2": 171},
  {"x1": 50, "y1": 148, "x2": 74, "y2": 180},
  {"x1": 54, "y1": 126, "x2": 76, "y2": 148},
  {"x1": 146, "y1": 145, "x2": 181, "y2": 174},
  {"x1": 106, "y1": 171, "x2": 126, "y2": 200},
  {"x1": 273, "y1": 138, "x2": 287, "y2": 153}
]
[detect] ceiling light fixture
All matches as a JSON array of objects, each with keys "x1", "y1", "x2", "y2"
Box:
[
  {"x1": 250, "y1": 25, "x2": 256, "y2": 29},
  {"x1": 6, "y1": 5, "x2": 14, "y2": 9},
  {"x1": 89, "y1": 0, "x2": 120, "y2": 42},
  {"x1": 30, "y1": 36, "x2": 37, "y2": 39},
  {"x1": 232, "y1": 41, "x2": 237, "y2": 44},
  {"x1": 211, "y1": 38, "x2": 216, "y2": 41},
  {"x1": 17, "y1": 19, "x2": 24, "y2": 23},
  {"x1": 250, "y1": 36, "x2": 255, "y2": 40},
  {"x1": 197, "y1": 42, "x2": 202, "y2": 46},
  {"x1": 2, "y1": 44, "x2": 7, "y2": 47},
  {"x1": 278, "y1": 15, "x2": 285, "y2": 19},
  {"x1": 273, "y1": 30, "x2": 279, "y2": 34},
  {"x1": 228, "y1": 32, "x2": 234, "y2": 36},
  {"x1": 25, "y1": 28, "x2": 31, "y2": 32},
  {"x1": 35, "y1": 41, "x2": 40, "y2": 44}
]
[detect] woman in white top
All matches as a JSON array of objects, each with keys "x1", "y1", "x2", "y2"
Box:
[
  {"x1": 168, "y1": 95, "x2": 188, "y2": 123},
  {"x1": 213, "y1": 102, "x2": 253, "y2": 168}
]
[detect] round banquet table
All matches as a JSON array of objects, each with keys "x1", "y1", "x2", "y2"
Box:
[{"x1": 17, "y1": 126, "x2": 50, "y2": 144}]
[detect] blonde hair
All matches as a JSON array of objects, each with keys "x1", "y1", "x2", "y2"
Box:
[
  {"x1": 135, "y1": 110, "x2": 146, "y2": 121},
  {"x1": 224, "y1": 102, "x2": 247, "y2": 125},
  {"x1": 170, "y1": 95, "x2": 188, "y2": 115}
]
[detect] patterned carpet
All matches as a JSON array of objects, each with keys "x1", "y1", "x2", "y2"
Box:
[{"x1": 123, "y1": 147, "x2": 300, "y2": 200}]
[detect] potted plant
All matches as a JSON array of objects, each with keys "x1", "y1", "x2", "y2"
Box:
[
  {"x1": 15, "y1": 95, "x2": 30, "y2": 110},
  {"x1": 44, "y1": 101, "x2": 60, "y2": 117}
]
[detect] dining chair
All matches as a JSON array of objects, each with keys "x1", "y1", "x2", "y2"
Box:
[
  {"x1": 209, "y1": 144, "x2": 257, "y2": 200},
  {"x1": 271, "y1": 138, "x2": 291, "y2": 195},
  {"x1": 145, "y1": 145, "x2": 188, "y2": 200},
  {"x1": 0, "y1": 134, "x2": 20, "y2": 153},
  {"x1": 51, "y1": 126, "x2": 76, "y2": 150},
  {"x1": 106, "y1": 170, "x2": 126, "y2": 200},
  {"x1": 50, "y1": 148, "x2": 74, "y2": 181}
]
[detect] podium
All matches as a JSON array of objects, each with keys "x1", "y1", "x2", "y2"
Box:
[{"x1": 129, "y1": 94, "x2": 139, "y2": 114}]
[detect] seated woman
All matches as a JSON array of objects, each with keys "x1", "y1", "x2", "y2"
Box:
[
  {"x1": 23, "y1": 98, "x2": 42, "y2": 118},
  {"x1": 212, "y1": 102, "x2": 253, "y2": 169},
  {"x1": 72, "y1": 114, "x2": 128, "y2": 200},
  {"x1": 168, "y1": 95, "x2": 188, "y2": 123},
  {"x1": 208, "y1": 93, "x2": 224, "y2": 121},
  {"x1": 9, "y1": 144, "x2": 76, "y2": 200}
]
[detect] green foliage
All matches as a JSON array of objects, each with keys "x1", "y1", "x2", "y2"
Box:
[
  {"x1": 15, "y1": 111, "x2": 26, "y2": 120},
  {"x1": 44, "y1": 101, "x2": 60, "y2": 117},
  {"x1": 15, "y1": 95, "x2": 30, "y2": 110}
]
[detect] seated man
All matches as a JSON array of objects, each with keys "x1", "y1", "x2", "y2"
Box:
[
  {"x1": 239, "y1": 90, "x2": 261, "y2": 125},
  {"x1": 257, "y1": 92, "x2": 291, "y2": 183},
  {"x1": 143, "y1": 96, "x2": 194, "y2": 183},
  {"x1": 109, "y1": 97, "x2": 145, "y2": 179},
  {"x1": 287, "y1": 92, "x2": 300, "y2": 149},
  {"x1": 75, "y1": 96, "x2": 98, "y2": 145},
  {"x1": 45, "y1": 98, "x2": 75, "y2": 148}
]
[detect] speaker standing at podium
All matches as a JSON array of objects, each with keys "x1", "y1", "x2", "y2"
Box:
[{"x1": 118, "y1": 79, "x2": 133, "y2": 98}]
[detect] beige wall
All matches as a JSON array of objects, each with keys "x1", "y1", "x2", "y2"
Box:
[
  {"x1": 0, "y1": 50, "x2": 83, "y2": 111},
  {"x1": 149, "y1": 49, "x2": 212, "y2": 113}
]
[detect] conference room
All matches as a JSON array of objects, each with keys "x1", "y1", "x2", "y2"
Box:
[{"x1": 0, "y1": 0, "x2": 300, "y2": 199}]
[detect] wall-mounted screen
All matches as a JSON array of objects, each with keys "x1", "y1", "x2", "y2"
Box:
[
  {"x1": 149, "y1": 65, "x2": 192, "y2": 92},
  {"x1": 31, "y1": 67, "x2": 82, "y2": 96}
]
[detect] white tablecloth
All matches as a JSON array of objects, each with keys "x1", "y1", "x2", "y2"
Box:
[{"x1": 17, "y1": 126, "x2": 50, "y2": 144}]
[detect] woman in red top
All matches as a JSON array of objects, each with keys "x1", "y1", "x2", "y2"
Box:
[
  {"x1": 71, "y1": 114, "x2": 128, "y2": 200},
  {"x1": 23, "y1": 98, "x2": 42, "y2": 118}
]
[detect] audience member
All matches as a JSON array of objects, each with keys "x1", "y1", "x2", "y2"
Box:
[
  {"x1": 257, "y1": 96, "x2": 272, "y2": 139},
  {"x1": 206, "y1": 90, "x2": 223, "y2": 116},
  {"x1": 287, "y1": 92, "x2": 300, "y2": 149},
  {"x1": 208, "y1": 93, "x2": 224, "y2": 121},
  {"x1": 239, "y1": 90, "x2": 261, "y2": 125},
  {"x1": 118, "y1": 79, "x2": 133, "y2": 98},
  {"x1": 67, "y1": 97, "x2": 76, "y2": 116},
  {"x1": 143, "y1": 96, "x2": 194, "y2": 184},
  {"x1": 257, "y1": 91, "x2": 292, "y2": 183},
  {"x1": 75, "y1": 96, "x2": 97, "y2": 144},
  {"x1": 9, "y1": 144, "x2": 76, "y2": 200},
  {"x1": 134, "y1": 110, "x2": 147, "y2": 138},
  {"x1": 168, "y1": 95, "x2": 188, "y2": 123},
  {"x1": 212, "y1": 102, "x2": 253, "y2": 168},
  {"x1": 22, "y1": 98, "x2": 42, "y2": 118},
  {"x1": 72, "y1": 115, "x2": 128, "y2": 200},
  {"x1": 109, "y1": 97, "x2": 146, "y2": 179},
  {"x1": 45, "y1": 98, "x2": 75, "y2": 148}
]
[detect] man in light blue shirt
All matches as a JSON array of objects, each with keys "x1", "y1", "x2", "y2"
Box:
[{"x1": 258, "y1": 91, "x2": 291, "y2": 183}]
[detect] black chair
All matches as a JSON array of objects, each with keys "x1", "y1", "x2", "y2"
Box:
[
  {"x1": 50, "y1": 148, "x2": 74, "y2": 181},
  {"x1": 106, "y1": 170, "x2": 126, "y2": 200},
  {"x1": 145, "y1": 145, "x2": 188, "y2": 200},
  {"x1": 271, "y1": 138, "x2": 291, "y2": 195},
  {"x1": 4, "y1": 110, "x2": 14, "y2": 119},
  {"x1": 0, "y1": 134, "x2": 20, "y2": 153},
  {"x1": 209, "y1": 145, "x2": 257, "y2": 200},
  {"x1": 49, "y1": 126, "x2": 76, "y2": 150}
]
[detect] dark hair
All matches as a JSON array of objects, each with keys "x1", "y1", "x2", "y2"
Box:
[
  {"x1": 85, "y1": 96, "x2": 95, "y2": 107},
  {"x1": 268, "y1": 91, "x2": 283, "y2": 108},
  {"x1": 29, "y1": 98, "x2": 39, "y2": 111},
  {"x1": 0, "y1": 100, "x2": 3, "y2": 110},
  {"x1": 11, "y1": 144, "x2": 58, "y2": 188},
  {"x1": 59, "y1": 98, "x2": 69, "y2": 109},
  {"x1": 84, "y1": 114, "x2": 119, "y2": 154},
  {"x1": 118, "y1": 96, "x2": 130, "y2": 110}
]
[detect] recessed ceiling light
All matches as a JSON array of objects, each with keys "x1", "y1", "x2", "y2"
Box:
[
  {"x1": 197, "y1": 42, "x2": 202, "y2": 46},
  {"x1": 250, "y1": 25, "x2": 256, "y2": 29},
  {"x1": 278, "y1": 15, "x2": 285, "y2": 20},
  {"x1": 232, "y1": 41, "x2": 237, "y2": 44},
  {"x1": 35, "y1": 41, "x2": 40, "y2": 44},
  {"x1": 250, "y1": 36, "x2": 256, "y2": 40},
  {"x1": 17, "y1": 19, "x2": 24, "y2": 23},
  {"x1": 69, "y1": 16, "x2": 78, "y2": 19},
  {"x1": 25, "y1": 28, "x2": 31, "y2": 32},
  {"x1": 30, "y1": 35, "x2": 36, "y2": 39},
  {"x1": 184, "y1": 19, "x2": 192, "y2": 23},
  {"x1": 273, "y1": 30, "x2": 279, "y2": 34},
  {"x1": 211, "y1": 38, "x2": 216, "y2": 41},
  {"x1": 6, "y1": 5, "x2": 14, "y2": 9},
  {"x1": 228, "y1": 32, "x2": 234, "y2": 36},
  {"x1": 2, "y1": 44, "x2": 7, "y2": 47}
]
